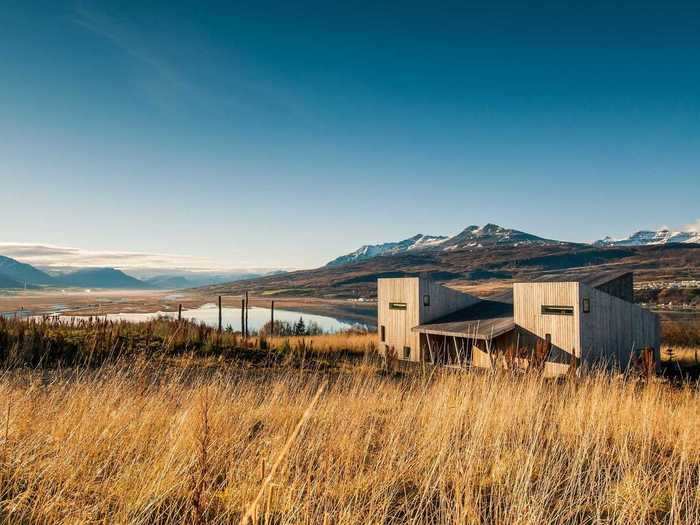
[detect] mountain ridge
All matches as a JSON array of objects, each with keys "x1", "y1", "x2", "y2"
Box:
[
  {"x1": 329, "y1": 223, "x2": 700, "y2": 267},
  {"x1": 327, "y1": 223, "x2": 568, "y2": 267},
  {"x1": 594, "y1": 228, "x2": 700, "y2": 247}
]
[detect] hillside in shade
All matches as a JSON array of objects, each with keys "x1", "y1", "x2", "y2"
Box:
[
  {"x1": 0, "y1": 255, "x2": 56, "y2": 286},
  {"x1": 56, "y1": 268, "x2": 149, "y2": 289}
]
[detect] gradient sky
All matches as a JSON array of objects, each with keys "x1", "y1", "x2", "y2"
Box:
[{"x1": 2, "y1": 1, "x2": 699, "y2": 270}]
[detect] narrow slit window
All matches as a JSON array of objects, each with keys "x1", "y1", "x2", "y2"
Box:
[
  {"x1": 380, "y1": 325, "x2": 386, "y2": 342},
  {"x1": 582, "y1": 298, "x2": 590, "y2": 313},
  {"x1": 541, "y1": 305, "x2": 574, "y2": 316},
  {"x1": 389, "y1": 302, "x2": 407, "y2": 310}
]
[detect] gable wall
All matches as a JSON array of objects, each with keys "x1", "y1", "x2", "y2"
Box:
[{"x1": 579, "y1": 282, "x2": 660, "y2": 368}]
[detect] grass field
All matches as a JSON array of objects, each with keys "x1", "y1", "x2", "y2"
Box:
[{"x1": 0, "y1": 317, "x2": 699, "y2": 524}]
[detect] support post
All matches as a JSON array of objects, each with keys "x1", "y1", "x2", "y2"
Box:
[
  {"x1": 218, "y1": 296, "x2": 222, "y2": 333},
  {"x1": 453, "y1": 336, "x2": 461, "y2": 368},
  {"x1": 270, "y1": 300, "x2": 275, "y2": 336},
  {"x1": 426, "y1": 335, "x2": 434, "y2": 364},
  {"x1": 178, "y1": 304, "x2": 182, "y2": 322}
]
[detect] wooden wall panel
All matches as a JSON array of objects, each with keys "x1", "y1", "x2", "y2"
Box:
[
  {"x1": 513, "y1": 282, "x2": 580, "y2": 359},
  {"x1": 377, "y1": 278, "x2": 421, "y2": 361},
  {"x1": 419, "y1": 279, "x2": 480, "y2": 324},
  {"x1": 579, "y1": 283, "x2": 660, "y2": 368}
]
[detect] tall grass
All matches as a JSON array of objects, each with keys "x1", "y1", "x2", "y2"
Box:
[
  {"x1": 0, "y1": 361, "x2": 699, "y2": 524},
  {"x1": 0, "y1": 316, "x2": 376, "y2": 367}
]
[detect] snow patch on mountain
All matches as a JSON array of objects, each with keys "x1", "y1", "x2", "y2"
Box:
[
  {"x1": 325, "y1": 234, "x2": 449, "y2": 266},
  {"x1": 439, "y1": 224, "x2": 559, "y2": 250},
  {"x1": 594, "y1": 229, "x2": 700, "y2": 247}
]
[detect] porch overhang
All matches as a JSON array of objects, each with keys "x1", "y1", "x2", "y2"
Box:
[
  {"x1": 412, "y1": 319, "x2": 515, "y2": 340},
  {"x1": 411, "y1": 293, "x2": 515, "y2": 341}
]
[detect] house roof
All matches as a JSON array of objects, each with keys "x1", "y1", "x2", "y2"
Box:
[
  {"x1": 520, "y1": 270, "x2": 631, "y2": 288},
  {"x1": 412, "y1": 291, "x2": 515, "y2": 340}
]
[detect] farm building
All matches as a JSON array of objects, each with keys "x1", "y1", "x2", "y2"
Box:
[{"x1": 377, "y1": 271, "x2": 659, "y2": 374}]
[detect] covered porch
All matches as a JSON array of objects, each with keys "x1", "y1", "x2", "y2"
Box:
[{"x1": 412, "y1": 294, "x2": 516, "y2": 368}]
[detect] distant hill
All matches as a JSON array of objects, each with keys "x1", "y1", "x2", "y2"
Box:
[
  {"x1": 0, "y1": 255, "x2": 56, "y2": 286},
  {"x1": 0, "y1": 274, "x2": 23, "y2": 289},
  {"x1": 144, "y1": 275, "x2": 193, "y2": 289},
  {"x1": 140, "y1": 272, "x2": 271, "y2": 289},
  {"x1": 56, "y1": 268, "x2": 149, "y2": 289},
  {"x1": 203, "y1": 242, "x2": 700, "y2": 300}
]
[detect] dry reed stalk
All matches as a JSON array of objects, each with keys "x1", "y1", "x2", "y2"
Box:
[
  {"x1": 238, "y1": 381, "x2": 327, "y2": 525},
  {"x1": 189, "y1": 388, "x2": 211, "y2": 525}
]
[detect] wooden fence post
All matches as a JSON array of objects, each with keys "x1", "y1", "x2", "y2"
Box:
[
  {"x1": 271, "y1": 300, "x2": 275, "y2": 336},
  {"x1": 218, "y1": 296, "x2": 222, "y2": 333},
  {"x1": 241, "y1": 298, "x2": 245, "y2": 338},
  {"x1": 178, "y1": 304, "x2": 182, "y2": 322},
  {"x1": 245, "y1": 291, "x2": 249, "y2": 338}
]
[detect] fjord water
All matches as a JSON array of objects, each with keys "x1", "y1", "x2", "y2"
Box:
[{"x1": 68, "y1": 304, "x2": 356, "y2": 332}]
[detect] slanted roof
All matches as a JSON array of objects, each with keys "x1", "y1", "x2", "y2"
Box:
[
  {"x1": 412, "y1": 291, "x2": 514, "y2": 340},
  {"x1": 412, "y1": 271, "x2": 635, "y2": 339},
  {"x1": 521, "y1": 270, "x2": 634, "y2": 302},
  {"x1": 522, "y1": 270, "x2": 631, "y2": 288}
]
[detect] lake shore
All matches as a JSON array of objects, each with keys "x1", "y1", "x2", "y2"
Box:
[{"x1": 0, "y1": 288, "x2": 378, "y2": 327}]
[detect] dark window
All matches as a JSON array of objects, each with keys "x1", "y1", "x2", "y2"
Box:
[
  {"x1": 380, "y1": 325, "x2": 386, "y2": 342},
  {"x1": 389, "y1": 302, "x2": 407, "y2": 310},
  {"x1": 403, "y1": 346, "x2": 411, "y2": 359},
  {"x1": 582, "y1": 298, "x2": 590, "y2": 313},
  {"x1": 541, "y1": 305, "x2": 574, "y2": 316},
  {"x1": 423, "y1": 294, "x2": 430, "y2": 307}
]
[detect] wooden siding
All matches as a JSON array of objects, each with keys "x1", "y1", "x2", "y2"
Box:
[
  {"x1": 513, "y1": 282, "x2": 581, "y2": 359},
  {"x1": 377, "y1": 278, "x2": 421, "y2": 361},
  {"x1": 579, "y1": 282, "x2": 660, "y2": 368},
  {"x1": 378, "y1": 277, "x2": 479, "y2": 362},
  {"x1": 594, "y1": 272, "x2": 634, "y2": 303},
  {"x1": 418, "y1": 280, "x2": 480, "y2": 324}
]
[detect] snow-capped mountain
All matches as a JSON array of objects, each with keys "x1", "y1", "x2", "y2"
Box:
[
  {"x1": 326, "y1": 224, "x2": 560, "y2": 266},
  {"x1": 440, "y1": 224, "x2": 559, "y2": 250},
  {"x1": 326, "y1": 234, "x2": 448, "y2": 266},
  {"x1": 594, "y1": 229, "x2": 700, "y2": 247}
]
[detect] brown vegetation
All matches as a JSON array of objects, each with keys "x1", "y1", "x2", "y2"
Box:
[
  {"x1": 0, "y1": 318, "x2": 699, "y2": 523},
  {"x1": 1, "y1": 360, "x2": 699, "y2": 523}
]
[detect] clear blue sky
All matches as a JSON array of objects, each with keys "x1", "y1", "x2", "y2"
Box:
[{"x1": 2, "y1": 1, "x2": 699, "y2": 270}]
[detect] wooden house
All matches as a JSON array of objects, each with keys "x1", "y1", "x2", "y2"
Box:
[{"x1": 377, "y1": 271, "x2": 659, "y2": 374}]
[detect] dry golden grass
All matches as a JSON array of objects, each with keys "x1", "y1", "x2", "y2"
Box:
[
  {"x1": 266, "y1": 332, "x2": 377, "y2": 354},
  {"x1": 1, "y1": 358, "x2": 699, "y2": 524},
  {"x1": 660, "y1": 346, "x2": 700, "y2": 367}
]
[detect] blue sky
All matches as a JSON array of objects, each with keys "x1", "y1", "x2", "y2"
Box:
[{"x1": 2, "y1": 1, "x2": 699, "y2": 270}]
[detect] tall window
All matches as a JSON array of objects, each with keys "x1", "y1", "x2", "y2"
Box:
[
  {"x1": 403, "y1": 346, "x2": 411, "y2": 359},
  {"x1": 380, "y1": 325, "x2": 386, "y2": 342},
  {"x1": 582, "y1": 298, "x2": 590, "y2": 313},
  {"x1": 423, "y1": 294, "x2": 430, "y2": 306}
]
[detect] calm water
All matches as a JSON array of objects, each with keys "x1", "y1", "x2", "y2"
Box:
[{"x1": 61, "y1": 304, "x2": 357, "y2": 332}]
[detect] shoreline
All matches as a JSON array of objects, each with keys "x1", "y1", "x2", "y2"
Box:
[{"x1": 0, "y1": 289, "x2": 378, "y2": 327}]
